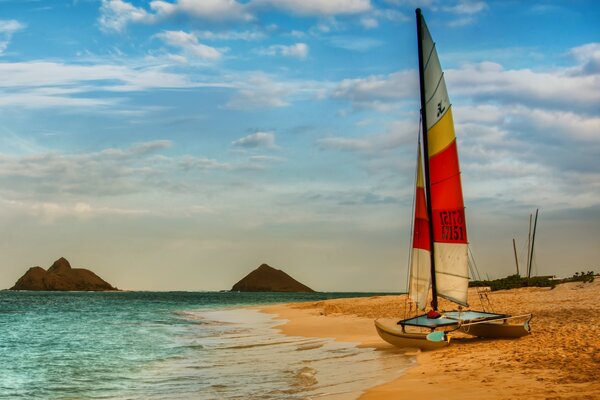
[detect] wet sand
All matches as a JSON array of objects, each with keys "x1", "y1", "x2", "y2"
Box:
[{"x1": 262, "y1": 280, "x2": 600, "y2": 399}]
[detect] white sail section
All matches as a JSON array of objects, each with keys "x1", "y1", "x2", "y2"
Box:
[
  {"x1": 420, "y1": 19, "x2": 449, "y2": 131},
  {"x1": 434, "y1": 243, "x2": 469, "y2": 306},
  {"x1": 409, "y1": 248, "x2": 431, "y2": 310}
]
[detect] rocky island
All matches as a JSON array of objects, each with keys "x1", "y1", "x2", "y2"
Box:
[
  {"x1": 232, "y1": 263, "x2": 314, "y2": 292},
  {"x1": 10, "y1": 257, "x2": 117, "y2": 291}
]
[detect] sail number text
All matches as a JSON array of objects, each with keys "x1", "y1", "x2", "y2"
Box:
[{"x1": 436, "y1": 209, "x2": 466, "y2": 242}]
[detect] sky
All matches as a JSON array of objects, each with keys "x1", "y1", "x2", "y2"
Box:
[{"x1": 0, "y1": 0, "x2": 599, "y2": 291}]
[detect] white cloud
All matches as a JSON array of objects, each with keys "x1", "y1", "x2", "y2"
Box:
[
  {"x1": 568, "y1": 42, "x2": 600, "y2": 76},
  {"x1": 232, "y1": 132, "x2": 276, "y2": 148},
  {"x1": 195, "y1": 30, "x2": 266, "y2": 41},
  {"x1": 257, "y1": 43, "x2": 309, "y2": 59},
  {"x1": 166, "y1": 53, "x2": 189, "y2": 64},
  {"x1": 327, "y1": 36, "x2": 383, "y2": 52},
  {"x1": 150, "y1": 0, "x2": 253, "y2": 21},
  {"x1": 0, "y1": 60, "x2": 233, "y2": 109},
  {"x1": 440, "y1": 0, "x2": 487, "y2": 27},
  {"x1": 318, "y1": 120, "x2": 414, "y2": 154},
  {"x1": 99, "y1": 0, "x2": 253, "y2": 32},
  {"x1": 332, "y1": 70, "x2": 417, "y2": 109},
  {"x1": 0, "y1": 19, "x2": 25, "y2": 55},
  {"x1": 360, "y1": 16, "x2": 378, "y2": 29},
  {"x1": 98, "y1": 0, "x2": 155, "y2": 33},
  {"x1": 98, "y1": 0, "x2": 372, "y2": 32},
  {"x1": 443, "y1": 0, "x2": 488, "y2": 15},
  {"x1": 0, "y1": 61, "x2": 192, "y2": 89},
  {"x1": 155, "y1": 30, "x2": 223, "y2": 60},
  {"x1": 0, "y1": 140, "x2": 173, "y2": 199},
  {"x1": 226, "y1": 73, "x2": 291, "y2": 109},
  {"x1": 317, "y1": 137, "x2": 371, "y2": 152},
  {"x1": 448, "y1": 16, "x2": 475, "y2": 27},
  {"x1": 446, "y1": 61, "x2": 600, "y2": 113},
  {"x1": 360, "y1": 8, "x2": 409, "y2": 29},
  {"x1": 179, "y1": 155, "x2": 232, "y2": 171},
  {"x1": 253, "y1": 0, "x2": 372, "y2": 16}
]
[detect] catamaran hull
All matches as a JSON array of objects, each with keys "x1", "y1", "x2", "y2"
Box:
[
  {"x1": 374, "y1": 319, "x2": 450, "y2": 351},
  {"x1": 459, "y1": 321, "x2": 531, "y2": 338}
]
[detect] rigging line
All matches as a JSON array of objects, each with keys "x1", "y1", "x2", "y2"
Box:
[
  {"x1": 425, "y1": 72, "x2": 445, "y2": 105},
  {"x1": 430, "y1": 170, "x2": 462, "y2": 186},
  {"x1": 468, "y1": 248, "x2": 490, "y2": 310},
  {"x1": 468, "y1": 246, "x2": 495, "y2": 313},
  {"x1": 423, "y1": 41, "x2": 436, "y2": 71},
  {"x1": 404, "y1": 114, "x2": 422, "y2": 319},
  {"x1": 467, "y1": 252, "x2": 486, "y2": 311}
]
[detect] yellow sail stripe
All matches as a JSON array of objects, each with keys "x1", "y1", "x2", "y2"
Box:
[
  {"x1": 416, "y1": 148, "x2": 425, "y2": 188},
  {"x1": 427, "y1": 106, "x2": 456, "y2": 157}
]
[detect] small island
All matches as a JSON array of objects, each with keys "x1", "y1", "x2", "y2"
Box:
[
  {"x1": 232, "y1": 263, "x2": 314, "y2": 292},
  {"x1": 10, "y1": 257, "x2": 118, "y2": 291}
]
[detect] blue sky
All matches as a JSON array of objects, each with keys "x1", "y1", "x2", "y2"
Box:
[{"x1": 0, "y1": 0, "x2": 599, "y2": 291}]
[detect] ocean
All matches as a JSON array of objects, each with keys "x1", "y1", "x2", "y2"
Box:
[{"x1": 0, "y1": 291, "x2": 412, "y2": 399}]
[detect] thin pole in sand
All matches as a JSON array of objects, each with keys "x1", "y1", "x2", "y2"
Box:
[
  {"x1": 528, "y1": 209, "x2": 539, "y2": 278},
  {"x1": 527, "y1": 213, "x2": 532, "y2": 278},
  {"x1": 513, "y1": 238, "x2": 520, "y2": 276}
]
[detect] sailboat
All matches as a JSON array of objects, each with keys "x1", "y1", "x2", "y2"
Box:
[{"x1": 374, "y1": 9, "x2": 532, "y2": 350}]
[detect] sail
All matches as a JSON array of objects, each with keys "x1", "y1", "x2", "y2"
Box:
[
  {"x1": 419, "y1": 14, "x2": 469, "y2": 306},
  {"x1": 409, "y1": 148, "x2": 431, "y2": 310}
]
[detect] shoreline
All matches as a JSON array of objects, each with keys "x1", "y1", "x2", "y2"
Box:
[{"x1": 262, "y1": 280, "x2": 600, "y2": 399}]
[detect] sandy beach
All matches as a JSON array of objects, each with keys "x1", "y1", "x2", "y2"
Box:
[{"x1": 262, "y1": 280, "x2": 600, "y2": 400}]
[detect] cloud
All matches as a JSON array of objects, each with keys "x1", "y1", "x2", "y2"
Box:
[
  {"x1": 155, "y1": 30, "x2": 223, "y2": 60},
  {"x1": 0, "y1": 19, "x2": 25, "y2": 55},
  {"x1": 360, "y1": 8, "x2": 409, "y2": 29},
  {"x1": 98, "y1": 0, "x2": 372, "y2": 32},
  {"x1": 360, "y1": 16, "x2": 378, "y2": 29},
  {"x1": 443, "y1": 0, "x2": 488, "y2": 15},
  {"x1": 440, "y1": 0, "x2": 488, "y2": 27},
  {"x1": 447, "y1": 61, "x2": 600, "y2": 113},
  {"x1": 568, "y1": 42, "x2": 600, "y2": 76},
  {"x1": 150, "y1": 0, "x2": 253, "y2": 21},
  {"x1": 327, "y1": 36, "x2": 383, "y2": 52},
  {"x1": 0, "y1": 140, "x2": 173, "y2": 199},
  {"x1": 317, "y1": 120, "x2": 415, "y2": 155},
  {"x1": 195, "y1": 30, "x2": 266, "y2": 41},
  {"x1": 232, "y1": 132, "x2": 276, "y2": 148},
  {"x1": 317, "y1": 137, "x2": 371, "y2": 152},
  {"x1": 257, "y1": 43, "x2": 309, "y2": 59},
  {"x1": 226, "y1": 73, "x2": 292, "y2": 109},
  {"x1": 178, "y1": 155, "x2": 232, "y2": 171},
  {"x1": 99, "y1": 0, "x2": 253, "y2": 33},
  {"x1": 0, "y1": 60, "x2": 233, "y2": 109},
  {"x1": 332, "y1": 70, "x2": 417, "y2": 109},
  {"x1": 0, "y1": 61, "x2": 191, "y2": 89},
  {"x1": 98, "y1": 0, "x2": 156, "y2": 33},
  {"x1": 251, "y1": 0, "x2": 372, "y2": 16}
]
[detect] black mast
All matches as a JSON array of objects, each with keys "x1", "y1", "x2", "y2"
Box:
[{"x1": 416, "y1": 8, "x2": 438, "y2": 311}]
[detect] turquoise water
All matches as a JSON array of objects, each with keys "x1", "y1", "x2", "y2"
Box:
[{"x1": 0, "y1": 291, "x2": 410, "y2": 399}]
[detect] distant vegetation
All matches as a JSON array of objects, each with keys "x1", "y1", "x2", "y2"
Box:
[{"x1": 469, "y1": 271, "x2": 595, "y2": 291}]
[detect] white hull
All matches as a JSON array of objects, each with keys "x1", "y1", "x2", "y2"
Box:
[{"x1": 374, "y1": 319, "x2": 450, "y2": 351}]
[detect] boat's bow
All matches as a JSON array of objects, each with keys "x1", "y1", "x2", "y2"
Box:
[{"x1": 374, "y1": 319, "x2": 451, "y2": 351}]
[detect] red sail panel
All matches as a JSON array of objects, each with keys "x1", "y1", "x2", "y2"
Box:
[
  {"x1": 430, "y1": 142, "x2": 468, "y2": 244},
  {"x1": 413, "y1": 149, "x2": 430, "y2": 251},
  {"x1": 413, "y1": 187, "x2": 430, "y2": 250}
]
